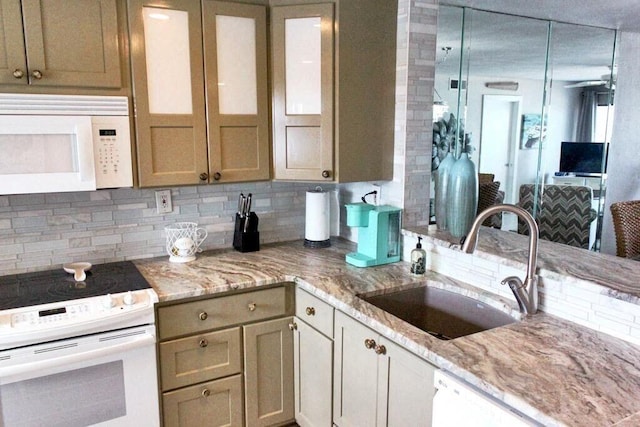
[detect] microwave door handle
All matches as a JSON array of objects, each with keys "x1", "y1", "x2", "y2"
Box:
[
  {"x1": 0, "y1": 332, "x2": 155, "y2": 378},
  {"x1": 76, "y1": 117, "x2": 97, "y2": 185}
]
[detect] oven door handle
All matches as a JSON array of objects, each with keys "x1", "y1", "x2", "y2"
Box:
[{"x1": 0, "y1": 331, "x2": 155, "y2": 378}]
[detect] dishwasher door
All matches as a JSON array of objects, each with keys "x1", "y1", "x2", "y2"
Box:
[{"x1": 432, "y1": 370, "x2": 538, "y2": 426}]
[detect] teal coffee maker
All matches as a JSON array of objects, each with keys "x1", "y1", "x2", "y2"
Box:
[{"x1": 345, "y1": 203, "x2": 401, "y2": 267}]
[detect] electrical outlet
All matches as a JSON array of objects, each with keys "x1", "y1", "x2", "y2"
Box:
[
  {"x1": 372, "y1": 184, "x2": 382, "y2": 206},
  {"x1": 155, "y1": 190, "x2": 172, "y2": 214}
]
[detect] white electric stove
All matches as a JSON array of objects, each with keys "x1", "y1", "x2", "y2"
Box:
[{"x1": 0, "y1": 261, "x2": 160, "y2": 427}]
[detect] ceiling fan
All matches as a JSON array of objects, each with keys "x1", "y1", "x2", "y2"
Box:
[{"x1": 564, "y1": 72, "x2": 616, "y2": 89}]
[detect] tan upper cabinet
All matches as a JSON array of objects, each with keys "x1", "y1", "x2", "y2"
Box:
[
  {"x1": 271, "y1": 3, "x2": 334, "y2": 181},
  {"x1": 203, "y1": 1, "x2": 270, "y2": 183},
  {"x1": 129, "y1": 0, "x2": 269, "y2": 187},
  {"x1": 271, "y1": 0, "x2": 397, "y2": 182},
  {"x1": 0, "y1": 0, "x2": 121, "y2": 88}
]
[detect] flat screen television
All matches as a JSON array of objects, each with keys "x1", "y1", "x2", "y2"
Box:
[{"x1": 559, "y1": 141, "x2": 608, "y2": 176}]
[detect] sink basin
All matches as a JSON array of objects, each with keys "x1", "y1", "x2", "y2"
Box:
[{"x1": 360, "y1": 286, "x2": 517, "y2": 340}]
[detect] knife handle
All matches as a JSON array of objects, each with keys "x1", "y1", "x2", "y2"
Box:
[{"x1": 243, "y1": 214, "x2": 250, "y2": 233}]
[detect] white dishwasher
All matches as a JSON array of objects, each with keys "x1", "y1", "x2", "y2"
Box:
[{"x1": 432, "y1": 370, "x2": 539, "y2": 426}]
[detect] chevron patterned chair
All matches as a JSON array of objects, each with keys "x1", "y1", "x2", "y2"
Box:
[{"x1": 517, "y1": 184, "x2": 597, "y2": 249}]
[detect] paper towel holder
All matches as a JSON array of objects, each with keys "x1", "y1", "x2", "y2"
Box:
[{"x1": 304, "y1": 186, "x2": 331, "y2": 248}]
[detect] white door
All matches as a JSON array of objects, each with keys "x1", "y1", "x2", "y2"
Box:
[
  {"x1": 293, "y1": 317, "x2": 333, "y2": 427},
  {"x1": 333, "y1": 311, "x2": 379, "y2": 427},
  {"x1": 479, "y1": 95, "x2": 522, "y2": 204},
  {"x1": 380, "y1": 337, "x2": 435, "y2": 427}
]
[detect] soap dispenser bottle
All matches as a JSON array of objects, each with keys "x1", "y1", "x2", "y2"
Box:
[{"x1": 410, "y1": 236, "x2": 427, "y2": 275}]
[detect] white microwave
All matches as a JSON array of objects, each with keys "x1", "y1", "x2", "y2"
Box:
[{"x1": 0, "y1": 94, "x2": 133, "y2": 195}]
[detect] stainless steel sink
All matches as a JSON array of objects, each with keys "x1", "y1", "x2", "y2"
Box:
[{"x1": 360, "y1": 286, "x2": 518, "y2": 340}]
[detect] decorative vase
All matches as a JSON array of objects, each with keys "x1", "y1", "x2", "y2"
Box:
[
  {"x1": 446, "y1": 152, "x2": 478, "y2": 238},
  {"x1": 435, "y1": 151, "x2": 455, "y2": 230}
]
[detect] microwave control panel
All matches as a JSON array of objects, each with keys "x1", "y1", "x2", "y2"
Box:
[{"x1": 91, "y1": 116, "x2": 134, "y2": 189}]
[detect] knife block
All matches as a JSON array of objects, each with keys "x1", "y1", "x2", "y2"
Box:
[{"x1": 233, "y1": 212, "x2": 260, "y2": 253}]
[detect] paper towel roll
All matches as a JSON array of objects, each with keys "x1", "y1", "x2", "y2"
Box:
[{"x1": 305, "y1": 188, "x2": 330, "y2": 247}]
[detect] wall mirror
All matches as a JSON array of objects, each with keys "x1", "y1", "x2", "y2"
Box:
[{"x1": 432, "y1": 5, "x2": 617, "y2": 251}]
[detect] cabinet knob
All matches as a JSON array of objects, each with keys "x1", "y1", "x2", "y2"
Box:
[
  {"x1": 288, "y1": 322, "x2": 298, "y2": 331},
  {"x1": 305, "y1": 306, "x2": 316, "y2": 316},
  {"x1": 201, "y1": 388, "x2": 211, "y2": 398},
  {"x1": 198, "y1": 311, "x2": 208, "y2": 321},
  {"x1": 12, "y1": 69, "x2": 24, "y2": 79},
  {"x1": 247, "y1": 302, "x2": 257, "y2": 312},
  {"x1": 199, "y1": 172, "x2": 209, "y2": 181},
  {"x1": 213, "y1": 172, "x2": 222, "y2": 181},
  {"x1": 364, "y1": 338, "x2": 376, "y2": 349},
  {"x1": 321, "y1": 170, "x2": 331, "y2": 178},
  {"x1": 375, "y1": 344, "x2": 387, "y2": 355},
  {"x1": 199, "y1": 338, "x2": 208, "y2": 348},
  {"x1": 31, "y1": 70, "x2": 43, "y2": 79}
]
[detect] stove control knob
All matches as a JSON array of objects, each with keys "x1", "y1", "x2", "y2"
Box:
[
  {"x1": 102, "y1": 294, "x2": 114, "y2": 309},
  {"x1": 123, "y1": 291, "x2": 135, "y2": 306}
]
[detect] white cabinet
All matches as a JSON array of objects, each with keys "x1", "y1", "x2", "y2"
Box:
[
  {"x1": 333, "y1": 311, "x2": 435, "y2": 427},
  {"x1": 292, "y1": 287, "x2": 335, "y2": 427}
]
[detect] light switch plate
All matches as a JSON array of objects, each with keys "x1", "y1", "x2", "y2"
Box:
[{"x1": 155, "y1": 189, "x2": 172, "y2": 214}]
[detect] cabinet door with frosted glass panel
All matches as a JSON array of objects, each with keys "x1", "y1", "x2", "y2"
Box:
[
  {"x1": 128, "y1": 0, "x2": 208, "y2": 187},
  {"x1": 271, "y1": 3, "x2": 334, "y2": 181},
  {"x1": 203, "y1": 1, "x2": 270, "y2": 183}
]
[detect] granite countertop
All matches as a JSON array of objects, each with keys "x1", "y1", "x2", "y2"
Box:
[{"x1": 134, "y1": 238, "x2": 640, "y2": 427}]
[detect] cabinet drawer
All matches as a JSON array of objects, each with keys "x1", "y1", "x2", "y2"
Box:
[
  {"x1": 160, "y1": 327, "x2": 242, "y2": 391},
  {"x1": 162, "y1": 374, "x2": 243, "y2": 427},
  {"x1": 295, "y1": 287, "x2": 334, "y2": 338},
  {"x1": 158, "y1": 286, "x2": 290, "y2": 340}
]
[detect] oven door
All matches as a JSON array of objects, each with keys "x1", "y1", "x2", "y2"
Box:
[{"x1": 0, "y1": 325, "x2": 159, "y2": 427}]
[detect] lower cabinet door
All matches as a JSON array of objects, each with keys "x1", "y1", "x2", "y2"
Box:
[
  {"x1": 244, "y1": 317, "x2": 295, "y2": 427},
  {"x1": 334, "y1": 311, "x2": 436, "y2": 427},
  {"x1": 333, "y1": 311, "x2": 379, "y2": 427},
  {"x1": 162, "y1": 374, "x2": 243, "y2": 427},
  {"x1": 378, "y1": 337, "x2": 435, "y2": 427},
  {"x1": 293, "y1": 317, "x2": 333, "y2": 427},
  {"x1": 159, "y1": 327, "x2": 242, "y2": 391}
]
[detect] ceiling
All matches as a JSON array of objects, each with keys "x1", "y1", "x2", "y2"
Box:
[
  {"x1": 437, "y1": 2, "x2": 622, "y2": 83},
  {"x1": 442, "y1": 0, "x2": 640, "y2": 32}
]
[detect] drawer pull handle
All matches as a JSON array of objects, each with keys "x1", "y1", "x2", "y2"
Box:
[
  {"x1": 305, "y1": 306, "x2": 316, "y2": 316},
  {"x1": 289, "y1": 322, "x2": 298, "y2": 331},
  {"x1": 375, "y1": 344, "x2": 387, "y2": 355},
  {"x1": 199, "y1": 339, "x2": 208, "y2": 348},
  {"x1": 248, "y1": 302, "x2": 257, "y2": 312},
  {"x1": 199, "y1": 311, "x2": 208, "y2": 321},
  {"x1": 13, "y1": 69, "x2": 24, "y2": 79},
  {"x1": 364, "y1": 338, "x2": 376, "y2": 349},
  {"x1": 31, "y1": 69, "x2": 43, "y2": 79},
  {"x1": 201, "y1": 388, "x2": 210, "y2": 398}
]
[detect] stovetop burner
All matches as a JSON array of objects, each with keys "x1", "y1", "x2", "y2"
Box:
[{"x1": 0, "y1": 261, "x2": 150, "y2": 311}]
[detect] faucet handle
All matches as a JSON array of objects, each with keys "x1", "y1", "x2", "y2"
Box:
[
  {"x1": 501, "y1": 276, "x2": 529, "y2": 314},
  {"x1": 501, "y1": 276, "x2": 524, "y2": 289}
]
